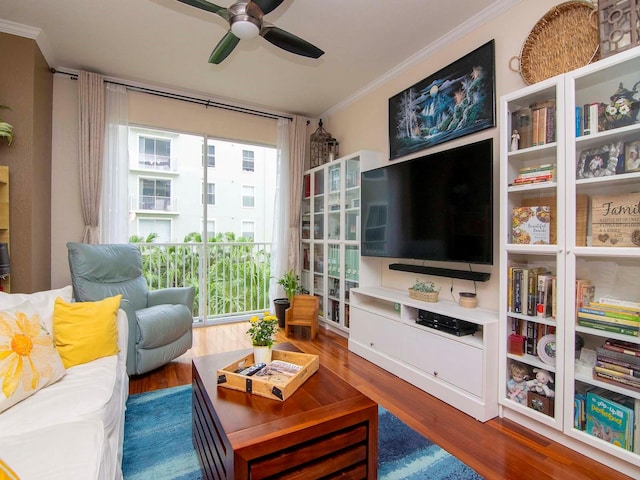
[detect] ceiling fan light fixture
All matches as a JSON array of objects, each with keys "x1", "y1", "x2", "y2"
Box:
[{"x1": 230, "y1": 17, "x2": 260, "y2": 39}]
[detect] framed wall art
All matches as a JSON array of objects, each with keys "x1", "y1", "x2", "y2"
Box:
[
  {"x1": 576, "y1": 141, "x2": 624, "y2": 179},
  {"x1": 388, "y1": 39, "x2": 495, "y2": 160}
]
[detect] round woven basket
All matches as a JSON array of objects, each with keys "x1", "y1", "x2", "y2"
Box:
[
  {"x1": 510, "y1": 1, "x2": 599, "y2": 85},
  {"x1": 408, "y1": 288, "x2": 439, "y2": 303}
]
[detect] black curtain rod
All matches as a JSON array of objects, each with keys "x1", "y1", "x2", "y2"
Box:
[{"x1": 51, "y1": 68, "x2": 293, "y2": 121}]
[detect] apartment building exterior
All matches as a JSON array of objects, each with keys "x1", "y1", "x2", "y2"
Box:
[{"x1": 127, "y1": 126, "x2": 277, "y2": 243}]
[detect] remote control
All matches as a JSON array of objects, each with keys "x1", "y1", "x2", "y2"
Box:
[{"x1": 238, "y1": 363, "x2": 266, "y2": 376}]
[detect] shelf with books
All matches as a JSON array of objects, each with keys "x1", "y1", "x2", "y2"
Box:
[
  {"x1": 563, "y1": 46, "x2": 640, "y2": 473},
  {"x1": 500, "y1": 72, "x2": 566, "y2": 432},
  {"x1": 501, "y1": 46, "x2": 640, "y2": 476},
  {"x1": 300, "y1": 151, "x2": 381, "y2": 336}
]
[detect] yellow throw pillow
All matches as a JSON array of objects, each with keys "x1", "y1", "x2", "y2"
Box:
[
  {"x1": 0, "y1": 301, "x2": 66, "y2": 414},
  {"x1": 53, "y1": 295, "x2": 122, "y2": 368},
  {"x1": 0, "y1": 458, "x2": 20, "y2": 479}
]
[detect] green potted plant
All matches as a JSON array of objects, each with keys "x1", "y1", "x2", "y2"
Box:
[
  {"x1": 274, "y1": 269, "x2": 304, "y2": 327},
  {"x1": 0, "y1": 105, "x2": 14, "y2": 146},
  {"x1": 408, "y1": 279, "x2": 440, "y2": 302}
]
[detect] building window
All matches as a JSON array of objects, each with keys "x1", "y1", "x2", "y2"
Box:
[
  {"x1": 207, "y1": 143, "x2": 215, "y2": 167},
  {"x1": 242, "y1": 149, "x2": 254, "y2": 172},
  {"x1": 241, "y1": 221, "x2": 254, "y2": 240},
  {"x1": 139, "y1": 178, "x2": 171, "y2": 211},
  {"x1": 204, "y1": 183, "x2": 215, "y2": 205},
  {"x1": 138, "y1": 218, "x2": 172, "y2": 242},
  {"x1": 206, "y1": 220, "x2": 216, "y2": 240},
  {"x1": 139, "y1": 136, "x2": 171, "y2": 170},
  {"x1": 242, "y1": 185, "x2": 255, "y2": 208}
]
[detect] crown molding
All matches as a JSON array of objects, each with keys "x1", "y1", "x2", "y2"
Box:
[
  {"x1": 322, "y1": 0, "x2": 523, "y2": 118},
  {"x1": 0, "y1": 18, "x2": 39, "y2": 38},
  {"x1": 0, "y1": 18, "x2": 55, "y2": 67}
]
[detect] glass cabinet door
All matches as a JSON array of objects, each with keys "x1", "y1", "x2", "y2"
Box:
[
  {"x1": 344, "y1": 158, "x2": 360, "y2": 241},
  {"x1": 499, "y1": 76, "x2": 564, "y2": 431},
  {"x1": 564, "y1": 49, "x2": 640, "y2": 466},
  {"x1": 302, "y1": 174, "x2": 311, "y2": 240},
  {"x1": 299, "y1": 151, "x2": 378, "y2": 335},
  {"x1": 328, "y1": 164, "x2": 341, "y2": 240},
  {"x1": 313, "y1": 169, "x2": 324, "y2": 240}
]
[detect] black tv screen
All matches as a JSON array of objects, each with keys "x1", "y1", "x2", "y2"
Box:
[{"x1": 361, "y1": 139, "x2": 493, "y2": 265}]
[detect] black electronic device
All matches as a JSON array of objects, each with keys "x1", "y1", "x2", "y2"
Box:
[
  {"x1": 237, "y1": 363, "x2": 266, "y2": 376},
  {"x1": 417, "y1": 310, "x2": 478, "y2": 334},
  {"x1": 417, "y1": 321, "x2": 478, "y2": 336},
  {"x1": 360, "y1": 139, "x2": 493, "y2": 265}
]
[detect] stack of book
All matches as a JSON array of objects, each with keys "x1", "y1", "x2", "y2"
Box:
[
  {"x1": 507, "y1": 265, "x2": 554, "y2": 318},
  {"x1": 595, "y1": 338, "x2": 640, "y2": 393},
  {"x1": 575, "y1": 102, "x2": 606, "y2": 137},
  {"x1": 510, "y1": 164, "x2": 556, "y2": 186},
  {"x1": 578, "y1": 298, "x2": 640, "y2": 338},
  {"x1": 580, "y1": 388, "x2": 637, "y2": 452},
  {"x1": 511, "y1": 100, "x2": 556, "y2": 150}
]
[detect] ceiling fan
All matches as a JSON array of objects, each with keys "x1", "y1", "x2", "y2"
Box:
[{"x1": 177, "y1": 0, "x2": 324, "y2": 64}]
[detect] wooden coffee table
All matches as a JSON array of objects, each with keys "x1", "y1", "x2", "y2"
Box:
[{"x1": 192, "y1": 343, "x2": 378, "y2": 480}]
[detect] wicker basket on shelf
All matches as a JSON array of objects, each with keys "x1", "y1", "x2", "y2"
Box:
[{"x1": 408, "y1": 288, "x2": 439, "y2": 303}]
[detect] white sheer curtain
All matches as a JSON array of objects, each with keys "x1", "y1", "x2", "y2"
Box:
[
  {"x1": 269, "y1": 118, "x2": 291, "y2": 305},
  {"x1": 100, "y1": 83, "x2": 129, "y2": 244},
  {"x1": 78, "y1": 71, "x2": 105, "y2": 244}
]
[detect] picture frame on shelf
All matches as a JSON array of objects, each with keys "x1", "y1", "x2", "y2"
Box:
[
  {"x1": 388, "y1": 40, "x2": 495, "y2": 160},
  {"x1": 624, "y1": 139, "x2": 640, "y2": 173},
  {"x1": 576, "y1": 141, "x2": 623, "y2": 179}
]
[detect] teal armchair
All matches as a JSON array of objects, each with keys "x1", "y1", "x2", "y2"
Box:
[{"x1": 67, "y1": 242, "x2": 195, "y2": 376}]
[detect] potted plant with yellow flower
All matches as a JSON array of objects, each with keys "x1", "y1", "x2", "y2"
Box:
[{"x1": 247, "y1": 311, "x2": 279, "y2": 364}]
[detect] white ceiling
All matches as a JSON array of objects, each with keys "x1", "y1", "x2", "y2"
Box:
[{"x1": 0, "y1": 0, "x2": 516, "y2": 118}]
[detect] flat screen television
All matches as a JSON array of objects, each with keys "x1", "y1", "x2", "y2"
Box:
[{"x1": 361, "y1": 138, "x2": 493, "y2": 265}]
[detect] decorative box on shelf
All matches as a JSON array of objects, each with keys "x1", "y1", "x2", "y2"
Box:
[
  {"x1": 591, "y1": 192, "x2": 640, "y2": 247},
  {"x1": 217, "y1": 349, "x2": 319, "y2": 401}
]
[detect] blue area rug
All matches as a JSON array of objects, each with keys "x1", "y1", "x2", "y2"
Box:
[{"x1": 123, "y1": 384, "x2": 483, "y2": 480}]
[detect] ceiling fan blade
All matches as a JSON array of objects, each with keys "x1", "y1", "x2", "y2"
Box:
[
  {"x1": 209, "y1": 31, "x2": 241, "y2": 64},
  {"x1": 252, "y1": 0, "x2": 285, "y2": 15},
  {"x1": 261, "y1": 26, "x2": 324, "y2": 59},
  {"x1": 176, "y1": 0, "x2": 230, "y2": 21}
]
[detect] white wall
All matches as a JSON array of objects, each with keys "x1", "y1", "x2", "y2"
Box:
[{"x1": 323, "y1": 0, "x2": 562, "y2": 311}]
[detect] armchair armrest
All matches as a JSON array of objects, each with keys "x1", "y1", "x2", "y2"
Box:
[
  {"x1": 119, "y1": 298, "x2": 138, "y2": 376},
  {"x1": 147, "y1": 287, "x2": 196, "y2": 314},
  {"x1": 116, "y1": 309, "x2": 129, "y2": 356}
]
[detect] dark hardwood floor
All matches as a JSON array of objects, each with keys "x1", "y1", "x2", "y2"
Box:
[{"x1": 129, "y1": 323, "x2": 635, "y2": 480}]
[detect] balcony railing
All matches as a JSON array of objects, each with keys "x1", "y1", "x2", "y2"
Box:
[
  {"x1": 134, "y1": 241, "x2": 273, "y2": 324},
  {"x1": 139, "y1": 154, "x2": 171, "y2": 170},
  {"x1": 131, "y1": 195, "x2": 178, "y2": 213}
]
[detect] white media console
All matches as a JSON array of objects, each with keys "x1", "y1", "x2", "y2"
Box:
[{"x1": 348, "y1": 286, "x2": 499, "y2": 422}]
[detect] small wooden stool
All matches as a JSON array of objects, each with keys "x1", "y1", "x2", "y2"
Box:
[{"x1": 285, "y1": 295, "x2": 319, "y2": 339}]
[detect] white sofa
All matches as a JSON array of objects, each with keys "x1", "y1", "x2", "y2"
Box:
[{"x1": 0, "y1": 286, "x2": 129, "y2": 480}]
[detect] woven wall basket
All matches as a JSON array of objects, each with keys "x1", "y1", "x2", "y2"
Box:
[{"x1": 509, "y1": 1, "x2": 600, "y2": 85}]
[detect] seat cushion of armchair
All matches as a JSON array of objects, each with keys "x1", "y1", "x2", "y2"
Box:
[{"x1": 136, "y1": 303, "x2": 193, "y2": 349}]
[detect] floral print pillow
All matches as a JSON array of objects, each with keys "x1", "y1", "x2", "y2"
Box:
[{"x1": 0, "y1": 301, "x2": 66, "y2": 413}]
